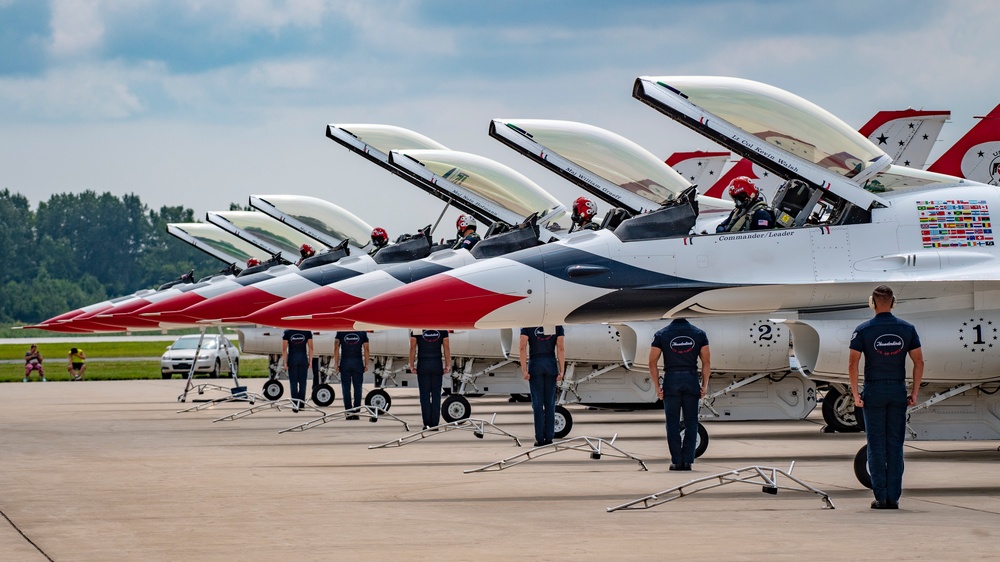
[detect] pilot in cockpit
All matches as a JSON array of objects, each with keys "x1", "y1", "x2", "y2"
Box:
[
  {"x1": 453, "y1": 215, "x2": 481, "y2": 251},
  {"x1": 296, "y1": 243, "x2": 315, "y2": 266},
  {"x1": 715, "y1": 176, "x2": 775, "y2": 233},
  {"x1": 570, "y1": 197, "x2": 600, "y2": 232},
  {"x1": 369, "y1": 227, "x2": 389, "y2": 257}
]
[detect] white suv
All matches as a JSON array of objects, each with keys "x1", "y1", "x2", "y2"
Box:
[{"x1": 161, "y1": 335, "x2": 240, "y2": 379}]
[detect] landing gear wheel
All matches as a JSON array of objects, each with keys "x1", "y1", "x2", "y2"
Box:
[
  {"x1": 209, "y1": 360, "x2": 220, "y2": 379},
  {"x1": 263, "y1": 380, "x2": 284, "y2": 401},
  {"x1": 554, "y1": 405, "x2": 573, "y2": 439},
  {"x1": 822, "y1": 387, "x2": 863, "y2": 433},
  {"x1": 311, "y1": 384, "x2": 335, "y2": 407},
  {"x1": 442, "y1": 394, "x2": 471, "y2": 423},
  {"x1": 854, "y1": 445, "x2": 873, "y2": 488},
  {"x1": 680, "y1": 422, "x2": 710, "y2": 458},
  {"x1": 364, "y1": 389, "x2": 391, "y2": 412}
]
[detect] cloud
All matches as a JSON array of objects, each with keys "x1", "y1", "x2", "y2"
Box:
[
  {"x1": 49, "y1": 0, "x2": 104, "y2": 57},
  {"x1": 0, "y1": 60, "x2": 147, "y2": 119}
]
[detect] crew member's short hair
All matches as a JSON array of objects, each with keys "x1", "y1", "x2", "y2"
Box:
[{"x1": 872, "y1": 284, "x2": 894, "y2": 307}]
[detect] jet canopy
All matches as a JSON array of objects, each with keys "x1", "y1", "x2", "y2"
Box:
[
  {"x1": 391, "y1": 149, "x2": 567, "y2": 229},
  {"x1": 492, "y1": 119, "x2": 711, "y2": 213},
  {"x1": 166, "y1": 223, "x2": 262, "y2": 268},
  {"x1": 250, "y1": 194, "x2": 373, "y2": 250},
  {"x1": 207, "y1": 211, "x2": 326, "y2": 263}
]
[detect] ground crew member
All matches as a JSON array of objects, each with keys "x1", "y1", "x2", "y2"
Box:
[
  {"x1": 571, "y1": 196, "x2": 600, "y2": 232},
  {"x1": 409, "y1": 329, "x2": 451, "y2": 430},
  {"x1": 849, "y1": 285, "x2": 923, "y2": 510},
  {"x1": 296, "y1": 243, "x2": 315, "y2": 266},
  {"x1": 519, "y1": 326, "x2": 566, "y2": 447},
  {"x1": 649, "y1": 318, "x2": 710, "y2": 470},
  {"x1": 282, "y1": 329, "x2": 313, "y2": 412},
  {"x1": 369, "y1": 227, "x2": 389, "y2": 257},
  {"x1": 453, "y1": 215, "x2": 481, "y2": 250},
  {"x1": 716, "y1": 176, "x2": 774, "y2": 232},
  {"x1": 334, "y1": 330, "x2": 369, "y2": 419},
  {"x1": 68, "y1": 347, "x2": 87, "y2": 381}
]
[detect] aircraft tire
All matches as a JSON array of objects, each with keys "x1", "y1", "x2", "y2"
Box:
[
  {"x1": 364, "y1": 389, "x2": 391, "y2": 412},
  {"x1": 312, "y1": 384, "x2": 336, "y2": 408},
  {"x1": 679, "y1": 422, "x2": 710, "y2": 458},
  {"x1": 822, "y1": 388, "x2": 862, "y2": 433},
  {"x1": 442, "y1": 394, "x2": 471, "y2": 423},
  {"x1": 263, "y1": 380, "x2": 284, "y2": 401},
  {"x1": 854, "y1": 445, "x2": 872, "y2": 489},
  {"x1": 554, "y1": 405, "x2": 573, "y2": 439}
]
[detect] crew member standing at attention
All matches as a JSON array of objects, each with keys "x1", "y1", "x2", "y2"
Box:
[
  {"x1": 282, "y1": 329, "x2": 313, "y2": 413},
  {"x1": 849, "y1": 285, "x2": 923, "y2": 510},
  {"x1": 334, "y1": 330, "x2": 370, "y2": 419},
  {"x1": 409, "y1": 329, "x2": 451, "y2": 430},
  {"x1": 649, "y1": 318, "x2": 710, "y2": 471},
  {"x1": 570, "y1": 197, "x2": 600, "y2": 232},
  {"x1": 369, "y1": 227, "x2": 389, "y2": 257},
  {"x1": 68, "y1": 347, "x2": 87, "y2": 381},
  {"x1": 519, "y1": 326, "x2": 566, "y2": 447},
  {"x1": 453, "y1": 215, "x2": 481, "y2": 251},
  {"x1": 716, "y1": 176, "x2": 774, "y2": 232}
]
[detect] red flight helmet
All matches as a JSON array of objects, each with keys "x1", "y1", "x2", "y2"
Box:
[
  {"x1": 299, "y1": 243, "x2": 315, "y2": 259},
  {"x1": 456, "y1": 214, "x2": 477, "y2": 232},
  {"x1": 727, "y1": 176, "x2": 758, "y2": 206},
  {"x1": 371, "y1": 227, "x2": 389, "y2": 248},
  {"x1": 571, "y1": 196, "x2": 597, "y2": 224},
  {"x1": 246, "y1": 258, "x2": 261, "y2": 267}
]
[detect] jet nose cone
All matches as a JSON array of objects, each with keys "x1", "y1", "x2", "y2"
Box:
[
  {"x1": 246, "y1": 286, "x2": 363, "y2": 328},
  {"x1": 135, "y1": 292, "x2": 208, "y2": 322},
  {"x1": 182, "y1": 286, "x2": 282, "y2": 322},
  {"x1": 344, "y1": 274, "x2": 526, "y2": 329}
]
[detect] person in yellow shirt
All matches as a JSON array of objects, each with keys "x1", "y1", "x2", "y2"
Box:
[{"x1": 68, "y1": 347, "x2": 87, "y2": 381}]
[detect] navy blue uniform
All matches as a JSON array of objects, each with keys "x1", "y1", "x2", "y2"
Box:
[
  {"x1": 850, "y1": 312, "x2": 921, "y2": 505},
  {"x1": 282, "y1": 330, "x2": 312, "y2": 408},
  {"x1": 521, "y1": 326, "x2": 565, "y2": 445},
  {"x1": 455, "y1": 232, "x2": 481, "y2": 251},
  {"x1": 651, "y1": 319, "x2": 709, "y2": 466},
  {"x1": 412, "y1": 330, "x2": 449, "y2": 429},
  {"x1": 335, "y1": 331, "x2": 368, "y2": 412}
]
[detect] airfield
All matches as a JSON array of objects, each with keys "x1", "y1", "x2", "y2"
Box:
[{"x1": 1, "y1": 380, "x2": 997, "y2": 561}]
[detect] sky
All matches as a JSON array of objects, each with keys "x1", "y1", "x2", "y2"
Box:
[{"x1": 2, "y1": 0, "x2": 999, "y2": 248}]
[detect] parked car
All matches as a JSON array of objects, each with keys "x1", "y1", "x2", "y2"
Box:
[{"x1": 160, "y1": 335, "x2": 240, "y2": 379}]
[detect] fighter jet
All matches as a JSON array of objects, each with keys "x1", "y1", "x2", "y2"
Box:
[{"x1": 343, "y1": 76, "x2": 1000, "y2": 451}]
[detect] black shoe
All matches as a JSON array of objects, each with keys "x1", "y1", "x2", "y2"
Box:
[
  {"x1": 871, "y1": 500, "x2": 889, "y2": 509},
  {"x1": 887, "y1": 501, "x2": 899, "y2": 509},
  {"x1": 346, "y1": 415, "x2": 359, "y2": 420},
  {"x1": 542, "y1": 439, "x2": 553, "y2": 446},
  {"x1": 679, "y1": 464, "x2": 692, "y2": 471},
  {"x1": 533, "y1": 441, "x2": 543, "y2": 447},
  {"x1": 669, "y1": 463, "x2": 681, "y2": 471}
]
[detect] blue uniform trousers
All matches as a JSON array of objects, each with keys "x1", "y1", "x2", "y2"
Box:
[
  {"x1": 417, "y1": 368, "x2": 443, "y2": 429},
  {"x1": 663, "y1": 371, "x2": 700, "y2": 465},
  {"x1": 339, "y1": 364, "x2": 364, "y2": 411},
  {"x1": 528, "y1": 357, "x2": 559, "y2": 444},
  {"x1": 287, "y1": 362, "x2": 308, "y2": 406},
  {"x1": 862, "y1": 380, "x2": 908, "y2": 503}
]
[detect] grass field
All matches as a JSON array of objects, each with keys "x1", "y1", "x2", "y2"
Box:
[{"x1": 2, "y1": 340, "x2": 271, "y2": 383}]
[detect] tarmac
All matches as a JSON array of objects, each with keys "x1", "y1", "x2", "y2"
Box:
[{"x1": 1, "y1": 380, "x2": 997, "y2": 561}]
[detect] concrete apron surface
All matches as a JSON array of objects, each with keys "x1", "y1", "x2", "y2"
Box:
[{"x1": 0, "y1": 380, "x2": 997, "y2": 561}]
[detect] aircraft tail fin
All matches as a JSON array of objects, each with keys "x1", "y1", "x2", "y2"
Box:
[
  {"x1": 664, "y1": 150, "x2": 729, "y2": 189},
  {"x1": 927, "y1": 103, "x2": 1000, "y2": 185},
  {"x1": 859, "y1": 109, "x2": 949, "y2": 169}
]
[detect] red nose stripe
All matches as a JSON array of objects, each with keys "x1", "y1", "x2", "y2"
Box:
[
  {"x1": 345, "y1": 276, "x2": 525, "y2": 329},
  {"x1": 247, "y1": 287, "x2": 364, "y2": 327},
  {"x1": 40, "y1": 309, "x2": 87, "y2": 324},
  {"x1": 181, "y1": 286, "x2": 282, "y2": 322},
  {"x1": 135, "y1": 292, "x2": 209, "y2": 321}
]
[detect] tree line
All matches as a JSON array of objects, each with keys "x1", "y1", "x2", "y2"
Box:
[{"x1": 0, "y1": 189, "x2": 223, "y2": 325}]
